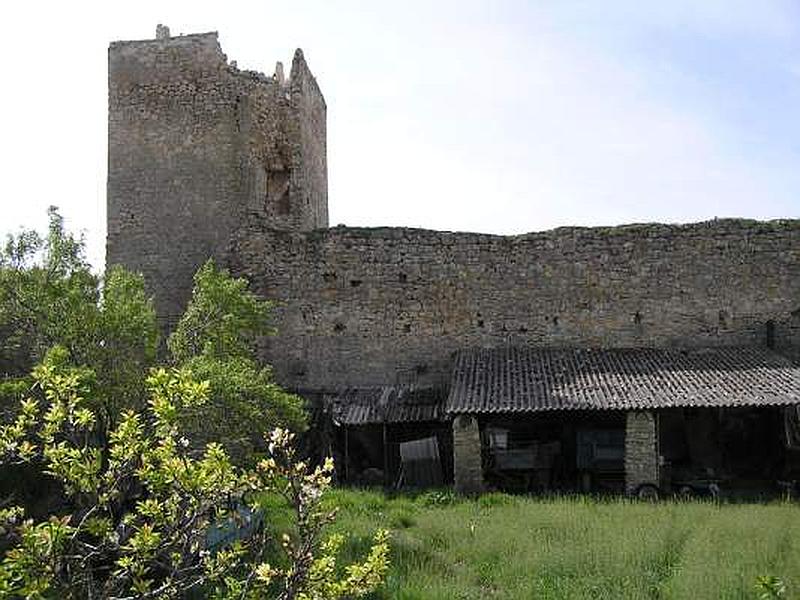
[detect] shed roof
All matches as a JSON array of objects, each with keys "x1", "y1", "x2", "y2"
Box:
[
  {"x1": 325, "y1": 386, "x2": 445, "y2": 425},
  {"x1": 447, "y1": 346, "x2": 800, "y2": 414}
]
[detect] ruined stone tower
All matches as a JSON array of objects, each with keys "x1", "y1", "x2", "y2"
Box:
[{"x1": 107, "y1": 26, "x2": 327, "y2": 328}]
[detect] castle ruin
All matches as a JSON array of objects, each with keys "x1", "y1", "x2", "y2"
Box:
[{"x1": 108, "y1": 28, "x2": 800, "y2": 497}]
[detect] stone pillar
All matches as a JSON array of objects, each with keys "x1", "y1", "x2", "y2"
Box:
[
  {"x1": 625, "y1": 410, "x2": 659, "y2": 495},
  {"x1": 453, "y1": 415, "x2": 484, "y2": 495}
]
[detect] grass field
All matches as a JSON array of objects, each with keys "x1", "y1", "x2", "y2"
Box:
[{"x1": 319, "y1": 489, "x2": 800, "y2": 600}]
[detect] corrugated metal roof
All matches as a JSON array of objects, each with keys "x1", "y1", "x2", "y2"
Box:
[
  {"x1": 325, "y1": 386, "x2": 445, "y2": 425},
  {"x1": 447, "y1": 346, "x2": 800, "y2": 414}
]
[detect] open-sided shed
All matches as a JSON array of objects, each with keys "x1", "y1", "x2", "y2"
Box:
[
  {"x1": 447, "y1": 346, "x2": 800, "y2": 497},
  {"x1": 324, "y1": 386, "x2": 450, "y2": 487}
]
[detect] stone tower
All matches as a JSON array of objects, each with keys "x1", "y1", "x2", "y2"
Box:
[{"x1": 107, "y1": 26, "x2": 327, "y2": 328}]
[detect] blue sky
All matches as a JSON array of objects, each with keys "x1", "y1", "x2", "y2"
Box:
[{"x1": 1, "y1": 1, "x2": 798, "y2": 270}]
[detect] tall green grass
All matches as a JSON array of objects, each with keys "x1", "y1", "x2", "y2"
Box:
[{"x1": 324, "y1": 489, "x2": 800, "y2": 599}]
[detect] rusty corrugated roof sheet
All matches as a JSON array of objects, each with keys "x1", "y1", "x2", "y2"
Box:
[
  {"x1": 325, "y1": 386, "x2": 445, "y2": 425},
  {"x1": 447, "y1": 346, "x2": 800, "y2": 414}
]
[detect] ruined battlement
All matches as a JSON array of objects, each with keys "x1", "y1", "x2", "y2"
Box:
[
  {"x1": 108, "y1": 29, "x2": 319, "y2": 92},
  {"x1": 108, "y1": 31, "x2": 227, "y2": 75}
]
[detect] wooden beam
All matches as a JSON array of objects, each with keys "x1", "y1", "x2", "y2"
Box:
[
  {"x1": 383, "y1": 423, "x2": 389, "y2": 488},
  {"x1": 344, "y1": 426, "x2": 349, "y2": 483}
]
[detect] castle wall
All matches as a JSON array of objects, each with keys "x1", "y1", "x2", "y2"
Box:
[
  {"x1": 107, "y1": 31, "x2": 327, "y2": 327},
  {"x1": 228, "y1": 219, "x2": 800, "y2": 390}
]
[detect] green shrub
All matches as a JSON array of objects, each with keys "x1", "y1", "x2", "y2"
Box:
[{"x1": 0, "y1": 357, "x2": 389, "y2": 599}]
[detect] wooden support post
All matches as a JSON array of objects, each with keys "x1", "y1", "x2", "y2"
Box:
[
  {"x1": 344, "y1": 427, "x2": 349, "y2": 483},
  {"x1": 382, "y1": 423, "x2": 389, "y2": 488}
]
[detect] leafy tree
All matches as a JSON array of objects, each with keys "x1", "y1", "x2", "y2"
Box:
[
  {"x1": 0, "y1": 209, "x2": 158, "y2": 426},
  {"x1": 0, "y1": 207, "x2": 99, "y2": 377},
  {"x1": 0, "y1": 352, "x2": 388, "y2": 599},
  {"x1": 168, "y1": 259, "x2": 273, "y2": 364},
  {"x1": 0, "y1": 212, "x2": 340, "y2": 598},
  {"x1": 86, "y1": 266, "x2": 159, "y2": 428},
  {"x1": 1, "y1": 210, "x2": 159, "y2": 515},
  {"x1": 2, "y1": 213, "x2": 303, "y2": 466},
  {"x1": 168, "y1": 261, "x2": 306, "y2": 464}
]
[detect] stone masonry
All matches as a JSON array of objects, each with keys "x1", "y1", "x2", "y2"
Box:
[
  {"x1": 229, "y1": 220, "x2": 800, "y2": 391},
  {"x1": 106, "y1": 29, "x2": 800, "y2": 493},
  {"x1": 107, "y1": 29, "x2": 327, "y2": 330},
  {"x1": 107, "y1": 29, "x2": 800, "y2": 385},
  {"x1": 453, "y1": 416, "x2": 484, "y2": 494},
  {"x1": 625, "y1": 411, "x2": 660, "y2": 494}
]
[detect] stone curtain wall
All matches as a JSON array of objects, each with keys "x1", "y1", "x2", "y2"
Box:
[
  {"x1": 625, "y1": 411, "x2": 659, "y2": 494},
  {"x1": 107, "y1": 31, "x2": 327, "y2": 328},
  {"x1": 228, "y1": 219, "x2": 800, "y2": 390}
]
